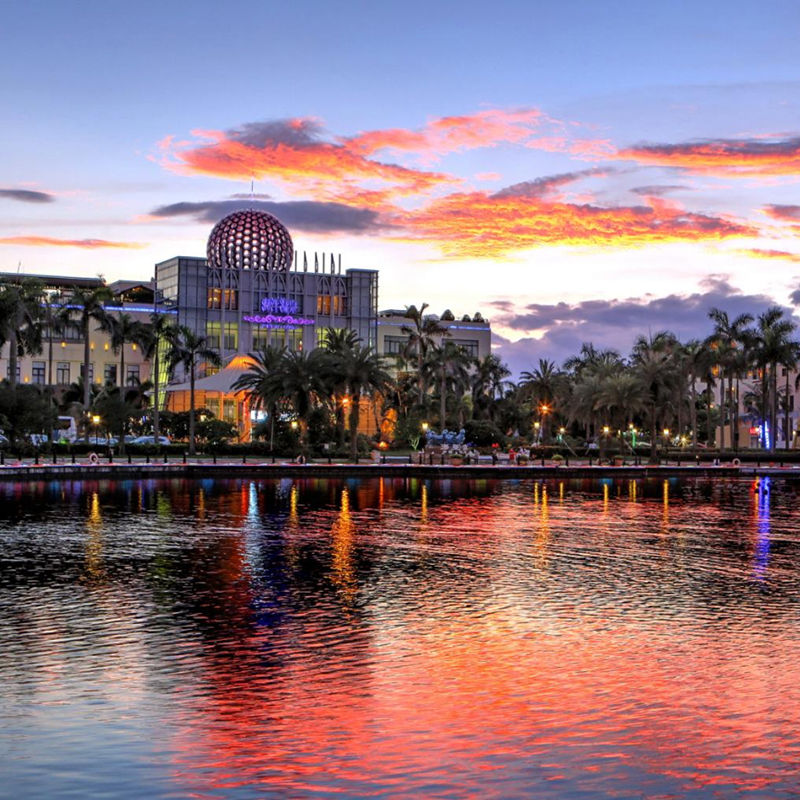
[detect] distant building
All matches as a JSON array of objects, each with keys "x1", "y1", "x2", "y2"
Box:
[
  {"x1": 155, "y1": 209, "x2": 378, "y2": 364},
  {"x1": 377, "y1": 308, "x2": 492, "y2": 364},
  {"x1": 0, "y1": 272, "x2": 155, "y2": 391}
]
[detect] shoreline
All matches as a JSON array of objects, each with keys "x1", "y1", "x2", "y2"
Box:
[{"x1": 0, "y1": 461, "x2": 795, "y2": 482}]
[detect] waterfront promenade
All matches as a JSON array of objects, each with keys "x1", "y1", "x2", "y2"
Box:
[{"x1": 0, "y1": 454, "x2": 795, "y2": 482}]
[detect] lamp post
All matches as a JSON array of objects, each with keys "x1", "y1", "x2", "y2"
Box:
[
  {"x1": 539, "y1": 404, "x2": 549, "y2": 444},
  {"x1": 92, "y1": 414, "x2": 100, "y2": 444},
  {"x1": 533, "y1": 421, "x2": 540, "y2": 443},
  {"x1": 663, "y1": 428, "x2": 670, "y2": 463}
]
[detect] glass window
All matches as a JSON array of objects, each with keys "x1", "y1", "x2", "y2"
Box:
[
  {"x1": 223, "y1": 398, "x2": 235, "y2": 423},
  {"x1": 384, "y1": 335, "x2": 406, "y2": 355},
  {"x1": 104, "y1": 364, "x2": 117, "y2": 385},
  {"x1": 452, "y1": 339, "x2": 479, "y2": 358},
  {"x1": 126, "y1": 365, "x2": 140, "y2": 386},
  {"x1": 57, "y1": 362, "x2": 70, "y2": 384},
  {"x1": 80, "y1": 363, "x2": 94, "y2": 383},
  {"x1": 32, "y1": 362, "x2": 46, "y2": 385},
  {"x1": 224, "y1": 323, "x2": 238, "y2": 351},
  {"x1": 205, "y1": 322, "x2": 220, "y2": 349}
]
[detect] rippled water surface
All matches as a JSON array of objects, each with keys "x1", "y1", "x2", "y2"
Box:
[{"x1": 2, "y1": 476, "x2": 800, "y2": 798}]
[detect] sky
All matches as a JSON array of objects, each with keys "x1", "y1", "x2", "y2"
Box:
[{"x1": 2, "y1": 0, "x2": 800, "y2": 375}]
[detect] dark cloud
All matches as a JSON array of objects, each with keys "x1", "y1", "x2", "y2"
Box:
[
  {"x1": 618, "y1": 135, "x2": 800, "y2": 176},
  {"x1": 491, "y1": 168, "x2": 606, "y2": 200},
  {"x1": 227, "y1": 119, "x2": 324, "y2": 149},
  {"x1": 149, "y1": 199, "x2": 381, "y2": 235},
  {"x1": 630, "y1": 184, "x2": 689, "y2": 196},
  {"x1": 0, "y1": 188, "x2": 55, "y2": 204},
  {"x1": 765, "y1": 204, "x2": 800, "y2": 223},
  {"x1": 491, "y1": 277, "x2": 797, "y2": 378},
  {"x1": 229, "y1": 192, "x2": 272, "y2": 200}
]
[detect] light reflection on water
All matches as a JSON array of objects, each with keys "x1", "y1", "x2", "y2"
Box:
[{"x1": 2, "y1": 476, "x2": 800, "y2": 797}]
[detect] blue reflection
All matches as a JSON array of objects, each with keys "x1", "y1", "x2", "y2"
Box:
[{"x1": 754, "y1": 477, "x2": 771, "y2": 581}]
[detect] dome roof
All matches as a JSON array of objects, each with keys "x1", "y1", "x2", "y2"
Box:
[{"x1": 207, "y1": 209, "x2": 293, "y2": 271}]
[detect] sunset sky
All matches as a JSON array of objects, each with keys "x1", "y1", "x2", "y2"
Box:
[{"x1": 2, "y1": 0, "x2": 800, "y2": 374}]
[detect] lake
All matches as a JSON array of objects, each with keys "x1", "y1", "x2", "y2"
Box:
[{"x1": 1, "y1": 475, "x2": 799, "y2": 798}]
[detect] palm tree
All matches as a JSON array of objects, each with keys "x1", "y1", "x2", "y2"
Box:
[
  {"x1": 752, "y1": 307, "x2": 800, "y2": 452},
  {"x1": 322, "y1": 327, "x2": 361, "y2": 447},
  {"x1": 336, "y1": 344, "x2": 392, "y2": 460},
  {"x1": 0, "y1": 279, "x2": 45, "y2": 387},
  {"x1": 707, "y1": 309, "x2": 754, "y2": 452},
  {"x1": 401, "y1": 303, "x2": 448, "y2": 406},
  {"x1": 595, "y1": 372, "x2": 648, "y2": 436},
  {"x1": 166, "y1": 325, "x2": 221, "y2": 455},
  {"x1": 107, "y1": 312, "x2": 148, "y2": 452},
  {"x1": 519, "y1": 359, "x2": 564, "y2": 442},
  {"x1": 470, "y1": 355, "x2": 511, "y2": 422},
  {"x1": 631, "y1": 335, "x2": 681, "y2": 464},
  {"x1": 232, "y1": 345, "x2": 287, "y2": 451},
  {"x1": 428, "y1": 341, "x2": 471, "y2": 431},
  {"x1": 138, "y1": 313, "x2": 176, "y2": 441},
  {"x1": 268, "y1": 348, "x2": 331, "y2": 446},
  {"x1": 63, "y1": 284, "x2": 114, "y2": 424}
]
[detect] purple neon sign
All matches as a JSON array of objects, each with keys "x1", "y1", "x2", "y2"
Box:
[{"x1": 243, "y1": 297, "x2": 315, "y2": 330}]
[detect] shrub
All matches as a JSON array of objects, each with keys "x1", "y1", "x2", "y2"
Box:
[{"x1": 464, "y1": 419, "x2": 506, "y2": 447}]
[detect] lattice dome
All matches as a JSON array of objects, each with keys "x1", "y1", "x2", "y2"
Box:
[{"x1": 207, "y1": 209, "x2": 293, "y2": 271}]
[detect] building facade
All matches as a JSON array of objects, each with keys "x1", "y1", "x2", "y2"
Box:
[
  {"x1": 155, "y1": 210, "x2": 378, "y2": 366},
  {"x1": 0, "y1": 273, "x2": 155, "y2": 392},
  {"x1": 377, "y1": 308, "x2": 492, "y2": 364}
]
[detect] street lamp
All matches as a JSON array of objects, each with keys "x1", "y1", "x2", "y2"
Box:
[
  {"x1": 421, "y1": 421, "x2": 429, "y2": 433},
  {"x1": 91, "y1": 414, "x2": 101, "y2": 443},
  {"x1": 290, "y1": 420, "x2": 298, "y2": 431}
]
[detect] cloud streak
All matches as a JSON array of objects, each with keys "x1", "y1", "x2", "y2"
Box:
[
  {"x1": 148, "y1": 199, "x2": 381, "y2": 234},
  {"x1": 618, "y1": 135, "x2": 800, "y2": 177},
  {"x1": 394, "y1": 191, "x2": 756, "y2": 258},
  {"x1": 0, "y1": 188, "x2": 55, "y2": 204},
  {"x1": 0, "y1": 236, "x2": 144, "y2": 249}
]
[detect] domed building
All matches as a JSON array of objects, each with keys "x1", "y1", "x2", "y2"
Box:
[
  {"x1": 156, "y1": 209, "x2": 377, "y2": 358},
  {"x1": 156, "y1": 209, "x2": 378, "y2": 429}
]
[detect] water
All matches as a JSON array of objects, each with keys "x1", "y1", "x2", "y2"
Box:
[{"x1": 1, "y1": 475, "x2": 800, "y2": 798}]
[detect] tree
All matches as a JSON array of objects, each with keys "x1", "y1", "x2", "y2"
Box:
[
  {"x1": 752, "y1": 306, "x2": 800, "y2": 451},
  {"x1": 322, "y1": 327, "x2": 361, "y2": 448},
  {"x1": 336, "y1": 344, "x2": 392, "y2": 460},
  {"x1": 401, "y1": 303, "x2": 448, "y2": 406},
  {"x1": 63, "y1": 284, "x2": 114, "y2": 433},
  {"x1": 232, "y1": 345, "x2": 287, "y2": 451},
  {"x1": 707, "y1": 309, "x2": 754, "y2": 451},
  {"x1": 428, "y1": 341, "x2": 471, "y2": 431},
  {"x1": 631, "y1": 334, "x2": 681, "y2": 464},
  {"x1": 166, "y1": 325, "x2": 221, "y2": 455},
  {"x1": 519, "y1": 359, "x2": 564, "y2": 442},
  {"x1": 0, "y1": 279, "x2": 45, "y2": 387},
  {"x1": 138, "y1": 313, "x2": 176, "y2": 442},
  {"x1": 470, "y1": 355, "x2": 511, "y2": 422},
  {"x1": 107, "y1": 312, "x2": 148, "y2": 452}
]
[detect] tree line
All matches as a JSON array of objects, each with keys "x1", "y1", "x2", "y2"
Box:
[{"x1": 1, "y1": 280, "x2": 799, "y2": 460}]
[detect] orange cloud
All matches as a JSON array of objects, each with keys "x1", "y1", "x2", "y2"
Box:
[
  {"x1": 0, "y1": 236, "x2": 145, "y2": 249},
  {"x1": 157, "y1": 119, "x2": 454, "y2": 202},
  {"x1": 618, "y1": 136, "x2": 800, "y2": 176},
  {"x1": 764, "y1": 204, "x2": 800, "y2": 224},
  {"x1": 734, "y1": 248, "x2": 800, "y2": 263},
  {"x1": 393, "y1": 192, "x2": 757, "y2": 258},
  {"x1": 347, "y1": 109, "x2": 613, "y2": 161}
]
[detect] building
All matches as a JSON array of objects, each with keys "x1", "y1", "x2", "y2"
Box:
[
  {"x1": 155, "y1": 209, "x2": 378, "y2": 365},
  {"x1": 377, "y1": 307, "x2": 492, "y2": 364},
  {"x1": 0, "y1": 272, "x2": 155, "y2": 391},
  {"x1": 157, "y1": 209, "x2": 379, "y2": 434}
]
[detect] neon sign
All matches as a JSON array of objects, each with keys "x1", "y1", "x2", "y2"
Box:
[{"x1": 243, "y1": 297, "x2": 315, "y2": 330}]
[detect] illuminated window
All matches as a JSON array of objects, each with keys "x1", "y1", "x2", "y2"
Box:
[{"x1": 207, "y1": 287, "x2": 238, "y2": 309}]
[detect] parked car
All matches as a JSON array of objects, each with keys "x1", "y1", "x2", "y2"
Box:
[
  {"x1": 86, "y1": 435, "x2": 119, "y2": 446},
  {"x1": 129, "y1": 435, "x2": 171, "y2": 446}
]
